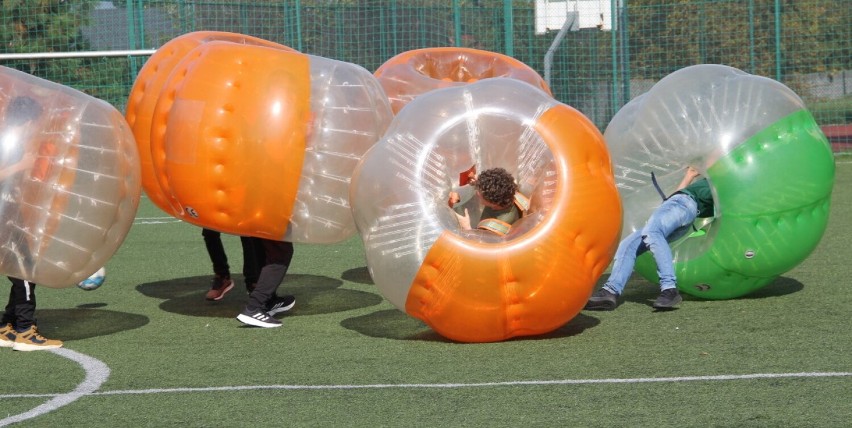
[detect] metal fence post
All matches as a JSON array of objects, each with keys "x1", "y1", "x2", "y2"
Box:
[
  {"x1": 504, "y1": 0, "x2": 514, "y2": 56},
  {"x1": 453, "y1": 0, "x2": 462, "y2": 47},
  {"x1": 295, "y1": 0, "x2": 303, "y2": 51},
  {"x1": 774, "y1": 0, "x2": 782, "y2": 81},
  {"x1": 748, "y1": 0, "x2": 755, "y2": 73},
  {"x1": 620, "y1": 0, "x2": 630, "y2": 107}
]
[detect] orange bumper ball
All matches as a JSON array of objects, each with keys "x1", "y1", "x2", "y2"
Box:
[{"x1": 375, "y1": 47, "x2": 551, "y2": 114}]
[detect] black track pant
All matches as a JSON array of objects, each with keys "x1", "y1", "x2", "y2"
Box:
[
  {"x1": 202, "y1": 228, "x2": 266, "y2": 285},
  {"x1": 245, "y1": 239, "x2": 294, "y2": 312},
  {"x1": 2, "y1": 277, "x2": 35, "y2": 330}
]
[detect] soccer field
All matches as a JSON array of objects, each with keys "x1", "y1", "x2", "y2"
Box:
[{"x1": 1, "y1": 161, "x2": 850, "y2": 427}]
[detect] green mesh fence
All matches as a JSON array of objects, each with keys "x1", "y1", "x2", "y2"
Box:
[{"x1": 1, "y1": 0, "x2": 850, "y2": 150}]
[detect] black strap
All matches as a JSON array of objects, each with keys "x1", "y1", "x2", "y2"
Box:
[{"x1": 650, "y1": 171, "x2": 666, "y2": 201}]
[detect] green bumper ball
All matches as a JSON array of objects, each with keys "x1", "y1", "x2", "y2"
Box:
[{"x1": 635, "y1": 110, "x2": 834, "y2": 299}]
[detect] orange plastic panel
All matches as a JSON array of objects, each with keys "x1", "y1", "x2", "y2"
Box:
[
  {"x1": 375, "y1": 47, "x2": 552, "y2": 114},
  {"x1": 125, "y1": 31, "x2": 296, "y2": 217},
  {"x1": 405, "y1": 105, "x2": 621, "y2": 342},
  {"x1": 147, "y1": 43, "x2": 310, "y2": 238}
]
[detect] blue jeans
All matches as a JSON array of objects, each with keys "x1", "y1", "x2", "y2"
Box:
[{"x1": 604, "y1": 194, "x2": 698, "y2": 295}]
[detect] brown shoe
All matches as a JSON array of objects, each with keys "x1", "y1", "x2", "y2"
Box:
[
  {"x1": 0, "y1": 323, "x2": 16, "y2": 348},
  {"x1": 205, "y1": 275, "x2": 234, "y2": 301},
  {"x1": 12, "y1": 326, "x2": 63, "y2": 351}
]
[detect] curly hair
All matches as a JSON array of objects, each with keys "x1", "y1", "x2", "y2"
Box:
[{"x1": 475, "y1": 167, "x2": 517, "y2": 208}]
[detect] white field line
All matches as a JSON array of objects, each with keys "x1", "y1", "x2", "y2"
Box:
[
  {"x1": 4, "y1": 163, "x2": 845, "y2": 423},
  {"x1": 2, "y1": 371, "x2": 849, "y2": 401},
  {"x1": 133, "y1": 216, "x2": 181, "y2": 225},
  {"x1": 0, "y1": 348, "x2": 110, "y2": 427}
]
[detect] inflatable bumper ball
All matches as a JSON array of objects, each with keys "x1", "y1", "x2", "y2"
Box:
[
  {"x1": 375, "y1": 47, "x2": 552, "y2": 114},
  {"x1": 351, "y1": 78, "x2": 621, "y2": 342},
  {"x1": 605, "y1": 64, "x2": 835, "y2": 299},
  {"x1": 0, "y1": 66, "x2": 140, "y2": 287},
  {"x1": 126, "y1": 31, "x2": 393, "y2": 243}
]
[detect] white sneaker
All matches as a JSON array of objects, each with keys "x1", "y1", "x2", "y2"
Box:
[
  {"x1": 266, "y1": 295, "x2": 296, "y2": 316},
  {"x1": 236, "y1": 309, "x2": 282, "y2": 328}
]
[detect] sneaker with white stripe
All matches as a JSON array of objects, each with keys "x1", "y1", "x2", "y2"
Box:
[
  {"x1": 236, "y1": 309, "x2": 282, "y2": 328},
  {"x1": 266, "y1": 295, "x2": 295, "y2": 316}
]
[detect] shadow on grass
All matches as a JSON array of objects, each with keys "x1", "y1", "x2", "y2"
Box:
[
  {"x1": 608, "y1": 275, "x2": 803, "y2": 307},
  {"x1": 136, "y1": 273, "x2": 383, "y2": 318},
  {"x1": 340, "y1": 309, "x2": 600, "y2": 343},
  {"x1": 341, "y1": 266, "x2": 374, "y2": 285},
  {"x1": 739, "y1": 276, "x2": 804, "y2": 299},
  {"x1": 36, "y1": 308, "x2": 149, "y2": 343}
]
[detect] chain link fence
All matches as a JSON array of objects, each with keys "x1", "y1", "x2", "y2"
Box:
[{"x1": 2, "y1": 0, "x2": 850, "y2": 149}]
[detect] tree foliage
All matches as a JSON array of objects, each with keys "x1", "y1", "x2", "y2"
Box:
[
  {"x1": 1, "y1": 0, "x2": 848, "y2": 113},
  {"x1": 1, "y1": 0, "x2": 130, "y2": 107},
  {"x1": 624, "y1": 0, "x2": 851, "y2": 79},
  {"x1": 1, "y1": 0, "x2": 97, "y2": 74}
]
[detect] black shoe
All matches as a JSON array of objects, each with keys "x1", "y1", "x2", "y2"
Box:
[
  {"x1": 584, "y1": 288, "x2": 618, "y2": 311},
  {"x1": 236, "y1": 308, "x2": 282, "y2": 328},
  {"x1": 653, "y1": 288, "x2": 682, "y2": 310},
  {"x1": 266, "y1": 295, "x2": 296, "y2": 316}
]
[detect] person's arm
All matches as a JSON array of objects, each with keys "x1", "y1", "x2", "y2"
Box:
[
  {"x1": 448, "y1": 191, "x2": 461, "y2": 207},
  {"x1": 455, "y1": 208, "x2": 471, "y2": 230},
  {"x1": 674, "y1": 166, "x2": 700, "y2": 192},
  {"x1": 0, "y1": 153, "x2": 35, "y2": 182},
  {"x1": 448, "y1": 184, "x2": 476, "y2": 208}
]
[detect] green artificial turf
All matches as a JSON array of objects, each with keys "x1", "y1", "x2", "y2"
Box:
[{"x1": 0, "y1": 162, "x2": 850, "y2": 427}]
